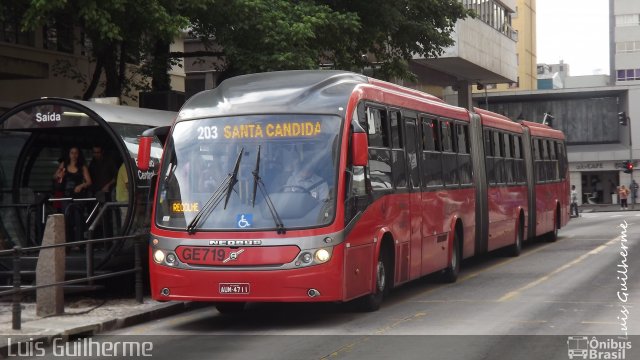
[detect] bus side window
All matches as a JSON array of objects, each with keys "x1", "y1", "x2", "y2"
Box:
[
  {"x1": 504, "y1": 133, "x2": 514, "y2": 184},
  {"x1": 422, "y1": 117, "x2": 443, "y2": 187},
  {"x1": 390, "y1": 110, "x2": 403, "y2": 149},
  {"x1": 390, "y1": 110, "x2": 407, "y2": 189},
  {"x1": 441, "y1": 120, "x2": 458, "y2": 186},
  {"x1": 457, "y1": 124, "x2": 472, "y2": 185},
  {"x1": 365, "y1": 106, "x2": 393, "y2": 191},
  {"x1": 557, "y1": 141, "x2": 566, "y2": 180},
  {"x1": 514, "y1": 135, "x2": 524, "y2": 183},
  {"x1": 549, "y1": 140, "x2": 558, "y2": 181},
  {"x1": 366, "y1": 107, "x2": 390, "y2": 148},
  {"x1": 493, "y1": 131, "x2": 504, "y2": 184},
  {"x1": 484, "y1": 130, "x2": 495, "y2": 185}
]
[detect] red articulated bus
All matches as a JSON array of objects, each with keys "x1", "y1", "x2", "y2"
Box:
[{"x1": 137, "y1": 71, "x2": 569, "y2": 313}]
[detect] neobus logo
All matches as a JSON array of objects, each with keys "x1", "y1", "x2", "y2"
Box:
[{"x1": 209, "y1": 240, "x2": 262, "y2": 246}]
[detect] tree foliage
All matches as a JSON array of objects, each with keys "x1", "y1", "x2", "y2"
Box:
[
  {"x1": 190, "y1": 0, "x2": 360, "y2": 78},
  {"x1": 5, "y1": 0, "x2": 473, "y2": 99},
  {"x1": 324, "y1": 0, "x2": 474, "y2": 80},
  {"x1": 8, "y1": 0, "x2": 201, "y2": 99},
  {"x1": 191, "y1": 0, "x2": 472, "y2": 80}
]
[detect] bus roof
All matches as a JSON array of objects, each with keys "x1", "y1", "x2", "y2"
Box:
[
  {"x1": 474, "y1": 107, "x2": 523, "y2": 133},
  {"x1": 178, "y1": 70, "x2": 369, "y2": 121},
  {"x1": 519, "y1": 120, "x2": 566, "y2": 140}
]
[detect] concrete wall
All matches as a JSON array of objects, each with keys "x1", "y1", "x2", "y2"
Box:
[
  {"x1": 487, "y1": 97, "x2": 620, "y2": 144},
  {"x1": 0, "y1": 43, "x2": 97, "y2": 111},
  {"x1": 444, "y1": 18, "x2": 518, "y2": 82},
  {"x1": 564, "y1": 75, "x2": 610, "y2": 88}
]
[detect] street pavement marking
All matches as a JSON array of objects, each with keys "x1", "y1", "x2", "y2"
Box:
[
  {"x1": 515, "y1": 320, "x2": 548, "y2": 324},
  {"x1": 456, "y1": 241, "x2": 555, "y2": 284},
  {"x1": 497, "y1": 236, "x2": 619, "y2": 302},
  {"x1": 396, "y1": 240, "x2": 556, "y2": 307},
  {"x1": 581, "y1": 321, "x2": 619, "y2": 325},
  {"x1": 320, "y1": 336, "x2": 371, "y2": 360},
  {"x1": 375, "y1": 312, "x2": 427, "y2": 334}
]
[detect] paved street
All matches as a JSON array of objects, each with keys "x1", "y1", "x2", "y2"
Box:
[{"x1": 14, "y1": 212, "x2": 640, "y2": 359}]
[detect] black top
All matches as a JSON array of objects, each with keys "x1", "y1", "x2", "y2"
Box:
[{"x1": 61, "y1": 168, "x2": 85, "y2": 198}]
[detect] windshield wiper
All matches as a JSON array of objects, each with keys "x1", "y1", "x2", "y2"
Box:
[
  {"x1": 251, "y1": 145, "x2": 286, "y2": 234},
  {"x1": 186, "y1": 147, "x2": 244, "y2": 234}
]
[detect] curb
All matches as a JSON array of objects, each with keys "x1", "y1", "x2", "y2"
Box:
[{"x1": 0, "y1": 301, "x2": 196, "y2": 357}]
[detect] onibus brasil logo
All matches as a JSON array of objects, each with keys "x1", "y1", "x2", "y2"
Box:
[{"x1": 567, "y1": 336, "x2": 632, "y2": 359}]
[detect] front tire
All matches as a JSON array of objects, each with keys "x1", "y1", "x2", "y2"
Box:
[{"x1": 356, "y1": 249, "x2": 390, "y2": 312}]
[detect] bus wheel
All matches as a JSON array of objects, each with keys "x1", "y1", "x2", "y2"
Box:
[
  {"x1": 357, "y1": 250, "x2": 390, "y2": 312},
  {"x1": 547, "y1": 211, "x2": 559, "y2": 242},
  {"x1": 441, "y1": 232, "x2": 460, "y2": 283},
  {"x1": 215, "y1": 302, "x2": 246, "y2": 314},
  {"x1": 507, "y1": 222, "x2": 523, "y2": 257}
]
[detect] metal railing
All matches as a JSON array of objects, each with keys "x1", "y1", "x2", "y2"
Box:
[{"x1": 0, "y1": 234, "x2": 144, "y2": 330}]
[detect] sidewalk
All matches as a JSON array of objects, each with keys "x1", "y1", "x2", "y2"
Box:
[
  {"x1": 578, "y1": 203, "x2": 640, "y2": 213},
  {"x1": 0, "y1": 296, "x2": 195, "y2": 355}
]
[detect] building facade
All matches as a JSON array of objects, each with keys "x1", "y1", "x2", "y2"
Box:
[
  {"x1": 0, "y1": 23, "x2": 186, "y2": 113},
  {"x1": 411, "y1": 0, "x2": 519, "y2": 108},
  {"x1": 613, "y1": 0, "x2": 640, "y2": 85}
]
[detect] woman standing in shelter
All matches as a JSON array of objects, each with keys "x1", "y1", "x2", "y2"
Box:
[{"x1": 53, "y1": 146, "x2": 92, "y2": 241}]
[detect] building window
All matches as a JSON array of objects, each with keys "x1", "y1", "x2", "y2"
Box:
[
  {"x1": 462, "y1": 0, "x2": 514, "y2": 39},
  {"x1": 616, "y1": 41, "x2": 640, "y2": 53},
  {"x1": 1, "y1": 20, "x2": 35, "y2": 46},
  {"x1": 617, "y1": 68, "x2": 640, "y2": 81},
  {"x1": 43, "y1": 20, "x2": 74, "y2": 54},
  {"x1": 616, "y1": 14, "x2": 640, "y2": 27}
]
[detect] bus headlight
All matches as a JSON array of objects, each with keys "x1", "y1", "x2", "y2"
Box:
[
  {"x1": 153, "y1": 250, "x2": 166, "y2": 264},
  {"x1": 315, "y1": 249, "x2": 330, "y2": 263}
]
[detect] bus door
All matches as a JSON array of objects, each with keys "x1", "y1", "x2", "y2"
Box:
[{"x1": 403, "y1": 114, "x2": 423, "y2": 280}]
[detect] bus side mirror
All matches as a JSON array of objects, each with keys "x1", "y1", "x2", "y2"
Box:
[
  {"x1": 137, "y1": 136, "x2": 152, "y2": 171},
  {"x1": 352, "y1": 132, "x2": 369, "y2": 167}
]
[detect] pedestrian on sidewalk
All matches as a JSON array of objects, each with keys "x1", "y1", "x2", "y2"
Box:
[
  {"x1": 570, "y1": 185, "x2": 579, "y2": 217},
  {"x1": 619, "y1": 185, "x2": 630, "y2": 210}
]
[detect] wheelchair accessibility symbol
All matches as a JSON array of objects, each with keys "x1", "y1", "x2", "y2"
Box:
[{"x1": 236, "y1": 214, "x2": 253, "y2": 228}]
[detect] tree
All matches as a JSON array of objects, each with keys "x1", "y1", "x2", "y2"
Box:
[
  {"x1": 16, "y1": 0, "x2": 198, "y2": 100},
  {"x1": 189, "y1": 0, "x2": 360, "y2": 79},
  {"x1": 7, "y1": 0, "x2": 473, "y2": 99},
  {"x1": 190, "y1": 0, "x2": 473, "y2": 81},
  {"x1": 324, "y1": 0, "x2": 474, "y2": 80}
]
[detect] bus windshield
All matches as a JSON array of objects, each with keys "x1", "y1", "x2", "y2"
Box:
[{"x1": 155, "y1": 114, "x2": 342, "y2": 231}]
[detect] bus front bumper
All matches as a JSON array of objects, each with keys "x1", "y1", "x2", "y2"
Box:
[{"x1": 149, "y1": 260, "x2": 344, "y2": 302}]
